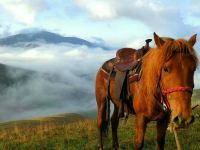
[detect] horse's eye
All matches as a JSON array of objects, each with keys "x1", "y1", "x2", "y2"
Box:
[{"x1": 163, "y1": 66, "x2": 169, "y2": 72}]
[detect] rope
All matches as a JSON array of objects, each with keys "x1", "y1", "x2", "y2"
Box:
[
  {"x1": 172, "y1": 125, "x2": 182, "y2": 150},
  {"x1": 169, "y1": 123, "x2": 182, "y2": 150}
]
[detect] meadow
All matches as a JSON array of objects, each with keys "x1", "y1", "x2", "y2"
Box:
[{"x1": 0, "y1": 108, "x2": 199, "y2": 150}]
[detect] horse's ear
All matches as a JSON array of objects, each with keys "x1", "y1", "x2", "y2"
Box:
[
  {"x1": 154, "y1": 32, "x2": 165, "y2": 48},
  {"x1": 188, "y1": 34, "x2": 197, "y2": 47}
]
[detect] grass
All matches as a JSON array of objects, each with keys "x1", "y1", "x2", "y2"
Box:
[
  {"x1": 0, "y1": 109, "x2": 200, "y2": 150},
  {"x1": 192, "y1": 89, "x2": 200, "y2": 102}
]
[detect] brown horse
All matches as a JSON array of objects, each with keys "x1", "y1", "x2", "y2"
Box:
[{"x1": 95, "y1": 33, "x2": 198, "y2": 150}]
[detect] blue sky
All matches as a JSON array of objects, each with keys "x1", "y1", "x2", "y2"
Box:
[{"x1": 0, "y1": 0, "x2": 200, "y2": 48}]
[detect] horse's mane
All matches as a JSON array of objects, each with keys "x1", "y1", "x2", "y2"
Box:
[{"x1": 139, "y1": 38, "x2": 199, "y2": 96}]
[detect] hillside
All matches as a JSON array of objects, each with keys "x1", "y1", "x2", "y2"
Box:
[
  {"x1": 0, "y1": 113, "x2": 85, "y2": 129},
  {"x1": 0, "y1": 109, "x2": 199, "y2": 149}
]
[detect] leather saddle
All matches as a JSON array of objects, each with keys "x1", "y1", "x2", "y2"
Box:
[
  {"x1": 115, "y1": 39, "x2": 152, "y2": 72},
  {"x1": 115, "y1": 48, "x2": 138, "y2": 72}
]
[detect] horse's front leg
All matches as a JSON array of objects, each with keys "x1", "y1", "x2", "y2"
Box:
[
  {"x1": 156, "y1": 115, "x2": 170, "y2": 150},
  {"x1": 134, "y1": 115, "x2": 147, "y2": 150}
]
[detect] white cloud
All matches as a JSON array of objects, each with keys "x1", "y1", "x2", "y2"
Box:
[
  {"x1": 0, "y1": 44, "x2": 115, "y2": 72},
  {"x1": 64, "y1": 49, "x2": 86, "y2": 58},
  {"x1": 182, "y1": 0, "x2": 200, "y2": 26},
  {"x1": 0, "y1": 49, "x2": 55, "y2": 61},
  {"x1": 0, "y1": 0, "x2": 45, "y2": 25},
  {"x1": 0, "y1": 43, "x2": 115, "y2": 121},
  {"x1": 75, "y1": 0, "x2": 174, "y2": 21},
  {"x1": 20, "y1": 49, "x2": 55, "y2": 61},
  {"x1": 75, "y1": 0, "x2": 200, "y2": 36},
  {"x1": 75, "y1": 0, "x2": 116, "y2": 19},
  {"x1": 194, "y1": 69, "x2": 200, "y2": 88}
]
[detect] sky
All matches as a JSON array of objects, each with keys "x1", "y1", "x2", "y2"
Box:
[
  {"x1": 0, "y1": 0, "x2": 200, "y2": 47},
  {"x1": 0, "y1": 0, "x2": 200, "y2": 121}
]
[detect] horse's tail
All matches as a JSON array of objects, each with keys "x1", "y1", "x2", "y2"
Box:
[{"x1": 102, "y1": 96, "x2": 110, "y2": 136}]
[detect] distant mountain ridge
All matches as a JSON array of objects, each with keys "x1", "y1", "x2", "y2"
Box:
[{"x1": 0, "y1": 31, "x2": 109, "y2": 49}]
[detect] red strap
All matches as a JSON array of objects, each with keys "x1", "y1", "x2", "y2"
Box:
[
  {"x1": 159, "y1": 80, "x2": 193, "y2": 111},
  {"x1": 163, "y1": 86, "x2": 193, "y2": 95}
]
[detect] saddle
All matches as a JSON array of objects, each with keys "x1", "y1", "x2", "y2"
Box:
[
  {"x1": 115, "y1": 48, "x2": 138, "y2": 72},
  {"x1": 101, "y1": 39, "x2": 152, "y2": 117},
  {"x1": 115, "y1": 38, "x2": 152, "y2": 72}
]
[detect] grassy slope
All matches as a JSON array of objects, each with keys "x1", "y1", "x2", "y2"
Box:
[
  {"x1": 0, "y1": 113, "x2": 85, "y2": 129},
  {"x1": 0, "y1": 109, "x2": 200, "y2": 150}
]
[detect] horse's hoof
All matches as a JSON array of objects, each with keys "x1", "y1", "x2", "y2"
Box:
[
  {"x1": 98, "y1": 144, "x2": 103, "y2": 150},
  {"x1": 102, "y1": 129, "x2": 109, "y2": 137},
  {"x1": 112, "y1": 144, "x2": 119, "y2": 150},
  {"x1": 112, "y1": 147, "x2": 119, "y2": 150}
]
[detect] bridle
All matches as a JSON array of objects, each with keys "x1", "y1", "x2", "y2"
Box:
[{"x1": 157, "y1": 69, "x2": 193, "y2": 112}]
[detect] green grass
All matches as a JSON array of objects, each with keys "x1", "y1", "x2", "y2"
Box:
[
  {"x1": 0, "y1": 109, "x2": 200, "y2": 150},
  {"x1": 192, "y1": 89, "x2": 200, "y2": 101}
]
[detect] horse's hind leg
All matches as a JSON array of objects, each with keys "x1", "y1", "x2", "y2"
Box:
[
  {"x1": 97, "y1": 96, "x2": 110, "y2": 150},
  {"x1": 97, "y1": 103, "x2": 104, "y2": 150},
  {"x1": 111, "y1": 105, "x2": 120, "y2": 150},
  {"x1": 96, "y1": 75, "x2": 110, "y2": 149},
  {"x1": 96, "y1": 70, "x2": 108, "y2": 149}
]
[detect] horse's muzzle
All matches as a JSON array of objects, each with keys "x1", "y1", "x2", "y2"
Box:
[{"x1": 172, "y1": 115, "x2": 195, "y2": 128}]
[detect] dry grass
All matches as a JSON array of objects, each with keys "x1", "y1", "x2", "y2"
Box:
[{"x1": 0, "y1": 108, "x2": 200, "y2": 150}]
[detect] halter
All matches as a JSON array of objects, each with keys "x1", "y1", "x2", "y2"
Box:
[{"x1": 157, "y1": 70, "x2": 193, "y2": 112}]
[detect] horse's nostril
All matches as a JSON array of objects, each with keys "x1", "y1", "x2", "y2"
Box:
[
  {"x1": 172, "y1": 116, "x2": 185, "y2": 126},
  {"x1": 173, "y1": 116, "x2": 179, "y2": 124},
  {"x1": 186, "y1": 115, "x2": 195, "y2": 125}
]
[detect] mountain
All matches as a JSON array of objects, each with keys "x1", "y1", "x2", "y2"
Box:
[{"x1": 0, "y1": 31, "x2": 109, "y2": 49}]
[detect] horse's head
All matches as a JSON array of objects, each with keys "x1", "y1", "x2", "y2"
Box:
[{"x1": 154, "y1": 33, "x2": 198, "y2": 127}]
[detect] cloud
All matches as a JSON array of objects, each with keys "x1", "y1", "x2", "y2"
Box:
[
  {"x1": 75, "y1": 0, "x2": 174, "y2": 21},
  {"x1": 0, "y1": 0, "x2": 45, "y2": 25},
  {"x1": 75, "y1": 0, "x2": 116, "y2": 19},
  {"x1": 0, "y1": 43, "x2": 115, "y2": 121},
  {"x1": 75, "y1": 0, "x2": 200, "y2": 36},
  {"x1": 183, "y1": 0, "x2": 200, "y2": 26}
]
